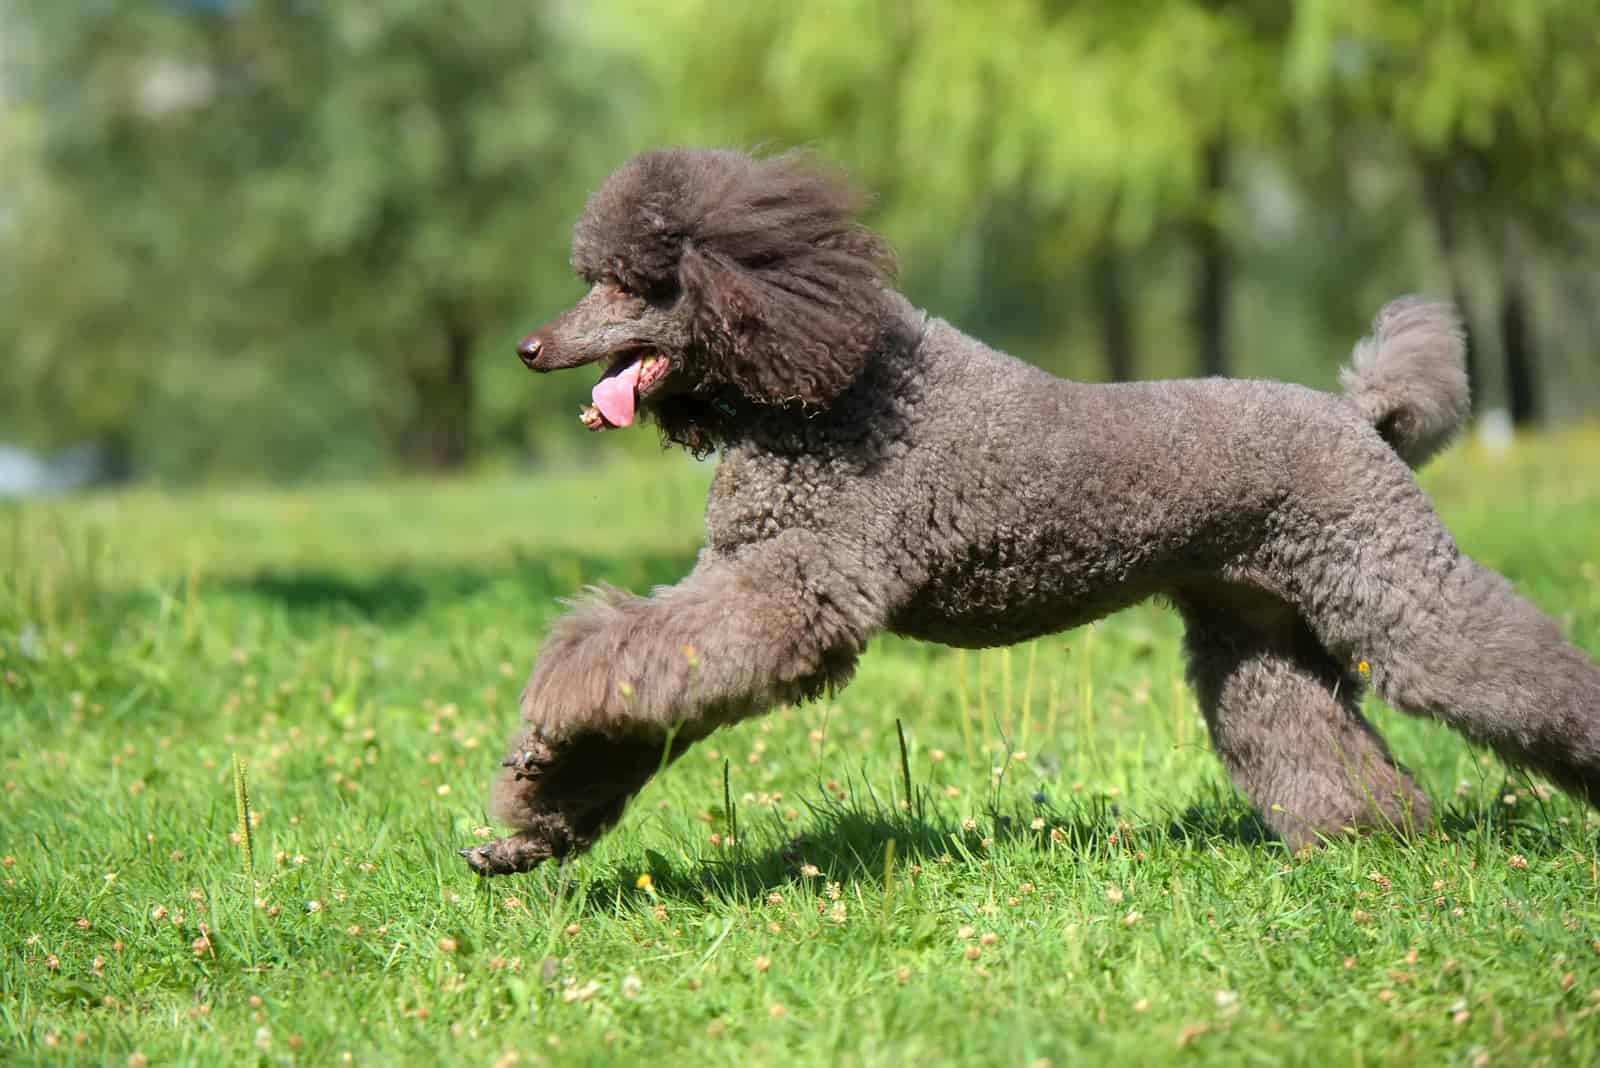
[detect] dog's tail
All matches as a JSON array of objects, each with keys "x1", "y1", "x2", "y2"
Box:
[{"x1": 1339, "y1": 296, "x2": 1470, "y2": 468}]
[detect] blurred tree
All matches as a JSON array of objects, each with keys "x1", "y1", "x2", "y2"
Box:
[
  {"x1": 6, "y1": 0, "x2": 1598, "y2": 487},
  {"x1": 6, "y1": 0, "x2": 608, "y2": 475},
  {"x1": 589, "y1": 0, "x2": 1290, "y2": 380},
  {"x1": 1288, "y1": 0, "x2": 1600, "y2": 424}
]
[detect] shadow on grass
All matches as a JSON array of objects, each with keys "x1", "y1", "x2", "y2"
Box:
[
  {"x1": 6, "y1": 543, "x2": 701, "y2": 638},
  {"x1": 1435, "y1": 795, "x2": 1589, "y2": 856},
  {"x1": 551, "y1": 785, "x2": 1288, "y2": 911},
  {"x1": 537, "y1": 775, "x2": 1586, "y2": 912},
  {"x1": 214, "y1": 548, "x2": 699, "y2": 624}
]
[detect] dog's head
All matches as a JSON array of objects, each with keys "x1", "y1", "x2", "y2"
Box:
[{"x1": 516, "y1": 149, "x2": 897, "y2": 450}]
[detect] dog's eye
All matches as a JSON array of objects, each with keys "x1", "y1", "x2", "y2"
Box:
[{"x1": 600, "y1": 273, "x2": 633, "y2": 298}]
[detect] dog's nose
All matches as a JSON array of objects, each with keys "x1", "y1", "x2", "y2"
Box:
[{"x1": 516, "y1": 334, "x2": 543, "y2": 369}]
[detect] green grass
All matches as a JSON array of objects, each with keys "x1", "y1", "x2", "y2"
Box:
[{"x1": 3, "y1": 431, "x2": 1600, "y2": 1067}]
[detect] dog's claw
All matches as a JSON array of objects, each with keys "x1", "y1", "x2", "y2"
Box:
[
  {"x1": 501, "y1": 749, "x2": 543, "y2": 781},
  {"x1": 501, "y1": 741, "x2": 554, "y2": 781},
  {"x1": 477, "y1": 731, "x2": 672, "y2": 879},
  {"x1": 460, "y1": 843, "x2": 504, "y2": 877},
  {"x1": 458, "y1": 834, "x2": 558, "y2": 877}
]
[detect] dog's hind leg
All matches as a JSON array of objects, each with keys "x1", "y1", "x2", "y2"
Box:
[
  {"x1": 1263, "y1": 462, "x2": 1600, "y2": 809},
  {"x1": 1175, "y1": 588, "x2": 1432, "y2": 851},
  {"x1": 464, "y1": 530, "x2": 892, "y2": 876},
  {"x1": 1311, "y1": 551, "x2": 1600, "y2": 808}
]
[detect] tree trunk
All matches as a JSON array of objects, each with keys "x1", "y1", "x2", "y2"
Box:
[
  {"x1": 1499, "y1": 236, "x2": 1539, "y2": 426},
  {"x1": 1091, "y1": 249, "x2": 1135, "y2": 381},
  {"x1": 1419, "y1": 156, "x2": 1483, "y2": 413},
  {"x1": 406, "y1": 314, "x2": 476, "y2": 471},
  {"x1": 1191, "y1": 138, "x2": 1230, "y2": 378}
]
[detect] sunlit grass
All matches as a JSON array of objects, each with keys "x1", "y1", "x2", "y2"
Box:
[{"x1": 2, "y1": 430, "x2": 1598, "y2": 1065}]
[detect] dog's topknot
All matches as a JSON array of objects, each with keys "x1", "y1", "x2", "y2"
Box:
[{"x1": 572, "y1": 149, "x2": 898, "y2": 413}]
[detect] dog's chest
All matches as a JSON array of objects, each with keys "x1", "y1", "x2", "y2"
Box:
[{"x1": 703, "y1": 449, "x2": 860, "y2": 549}]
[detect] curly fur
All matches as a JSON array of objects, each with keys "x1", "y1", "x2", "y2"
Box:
[
  {"x1": 1340, "y1": 297, "x2": 1471, "y2": 467},
  {"x1": 464, "y1": 148, "x2": 1600, "y2": 876},
  {"x1": 568, "y1": 149, "x2": 895, "y2": 453}
]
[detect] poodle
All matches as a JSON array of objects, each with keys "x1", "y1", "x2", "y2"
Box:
[{"x1": 460, "y1": 148, "x2": 1600, "y2": 875}]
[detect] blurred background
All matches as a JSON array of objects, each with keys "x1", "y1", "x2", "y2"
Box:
[{"x1": 2, "y1": 0, "x2": 1597, "y2": 491}]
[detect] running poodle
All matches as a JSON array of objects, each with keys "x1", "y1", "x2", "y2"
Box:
[{"x1": 461, "y1": 148, "x2": 1600, "y2": 875}]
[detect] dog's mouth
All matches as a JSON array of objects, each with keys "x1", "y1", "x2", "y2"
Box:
[{"x1": 580, "y1": 350, "x2": 672, "y2": 432}]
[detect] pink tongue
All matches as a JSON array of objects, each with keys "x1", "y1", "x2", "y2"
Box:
[{"x1": 592, "y1": 358, "x2": 644, "y2": 428}]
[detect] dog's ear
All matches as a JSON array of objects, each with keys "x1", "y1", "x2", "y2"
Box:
[{"x1": 678, "y1": 153, "x2": 897, "y2": 409}]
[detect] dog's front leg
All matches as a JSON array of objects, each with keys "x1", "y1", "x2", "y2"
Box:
[{"x1": 462, "y1": 531, "x2": 887, "y2": 876}]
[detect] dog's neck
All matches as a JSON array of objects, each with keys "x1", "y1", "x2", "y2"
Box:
[
  {"x1": 722, "y1": 294, "x2": 927, "y2": 455},
  {"x1": 652, "y1": 293, "x2": 928, "y2": 459}
]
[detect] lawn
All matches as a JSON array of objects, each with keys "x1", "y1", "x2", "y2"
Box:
[{"x1": 3, "y1": 430, "x2": 1599, "y2": 1066}]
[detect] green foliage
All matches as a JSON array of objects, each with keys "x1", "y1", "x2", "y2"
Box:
[
  {"x1": 5, "y1": 1, "x2": 616, "y2": 477},
  {"x1": 3, "y1": 1, "x2": 1598, "y2": 481},
  {"x1": 594, "y1": 0, "x2": 1275, "y2": 243},
  {"x1": 1287, "y1": 0, "x2": 1600, "y2": 179},
  {"x1": 2, "y1": 431, "x2": 1599, "y2": 1063}
]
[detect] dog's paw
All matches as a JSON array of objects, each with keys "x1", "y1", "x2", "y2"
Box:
[
  {"x1": 459, "y1": 834, "x2": 558, "y2": 878},
  {"x1": 500, "y1": 735, "x2": 558, "y2": 781},
  {"x1": 481, "y1": 730, "x2": 689, "y2": 879}
]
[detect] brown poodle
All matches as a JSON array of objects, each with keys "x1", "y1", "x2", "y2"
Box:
[{"x1": 461, "y1": 148, "x2": 1600, "y2": 876}]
